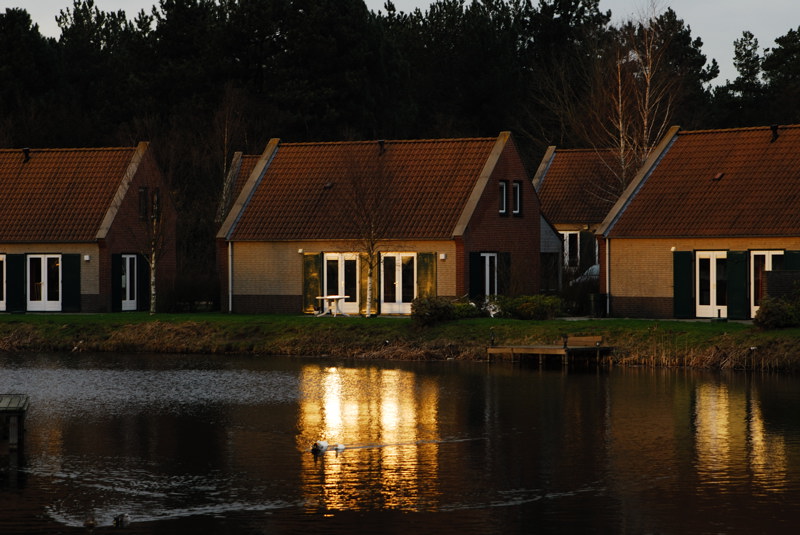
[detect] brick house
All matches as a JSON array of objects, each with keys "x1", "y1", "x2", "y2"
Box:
[
  {"x1": 0, "y1": 143, "x2": 176, "y2": 312},
  {"x1": 532, "y1": 146, "x2": 624, "y2": 278},
  {"x1": 217, "y1": 132, "x2": 541, "y2": 314},
  {"x1": 597, "y1": 125, "x2": 800, "y2": 319}
]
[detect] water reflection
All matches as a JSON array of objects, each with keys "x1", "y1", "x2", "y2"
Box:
[
  {"x1": 3, "y1": 355, "x2": 800, "y2": 533},
  {"x1": 695, "y1": 381, "x2": 788, "y2": 493},
  {"x1": 298, "y1": 365, "x2": 442, "y2": 511}
]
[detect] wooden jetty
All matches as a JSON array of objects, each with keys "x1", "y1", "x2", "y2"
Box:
[
  {"x1": 487, "y1": 335, "x2": 612, "y2": 365},
  {"x1": 1, "y1": 394, "x2": 30, "y2": 450}
]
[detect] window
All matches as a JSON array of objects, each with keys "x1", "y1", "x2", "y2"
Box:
[
  {"x1": 562, "y1": 232, "x2": 579, "y2": 268},
  {"x1": 499, "y1": 181, "x2": 508, "y2": 214},
  {"x1": 512, "y1": 181, "x2": 522, "y2": 215}
]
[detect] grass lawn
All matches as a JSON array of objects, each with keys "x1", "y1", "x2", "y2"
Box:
[{"x1": 2, "y1": 312, "x2": 799, "y2": 369}]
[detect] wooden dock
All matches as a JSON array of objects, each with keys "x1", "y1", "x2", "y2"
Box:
[
  {"x1": 487, "y1": 335, "x2": 612, "y2": 365},
  {"x1": 1, "y1": 394, "x2": 30, "y2": 450}
]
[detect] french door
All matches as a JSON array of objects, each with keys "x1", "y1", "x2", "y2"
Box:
[
  {"x1": 696, "y1": 251, "x2": 727, "y2": 318},
  {"x1": 27, "y1": 254, "x2": 61, "y2": 311},
  {"x1": 381, "y1": 253, "x2": 416, "y2": 314},
  {"x1": 121, "y1": 254, "x2": 137, "y2": 311},
  {"x1": 751, "y1": 251, "x2": 784, "y2": 318},
  {"x1": 323, "y1": 253, "x2": 359, "y2": 314}
]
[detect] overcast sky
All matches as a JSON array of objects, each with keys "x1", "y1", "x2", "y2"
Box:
[{"x1": 3, "y1": 0, "x2": 799, "y2": 84}]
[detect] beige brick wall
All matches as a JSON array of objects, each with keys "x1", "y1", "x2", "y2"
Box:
[
  {"x1": 231, "y1": 240, "x2": 457, "y2": 297},
  {"x1": 0, "y1": 244, "x2": 100, "y2": 294},
  {"x1": 607, "y1": 237, "x2": 800, "y2": 298}
]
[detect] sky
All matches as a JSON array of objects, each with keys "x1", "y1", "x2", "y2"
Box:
[{"x1": 2, "y1": 0, "x2": 799, "y2": 84}]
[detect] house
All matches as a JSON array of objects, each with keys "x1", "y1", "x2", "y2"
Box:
[
  {"x1": 217, "y1": 132, "x2": 541, "y2": 314},
  {"x1": 597, "y1": 124, "x2": 800, "y2": 319},
  {"x1": 0, "y1": 143, "x2": 176, "y2": 312},
  {"x1": 532, "y1": 147, "x2": 625, "y2": 278}
]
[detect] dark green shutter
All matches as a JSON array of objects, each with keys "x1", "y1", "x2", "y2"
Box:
[
  {"x1": 417, "y1": 253, "x2": 437, "y2": 298},
  {"x1": 6, "y1": 254, "x2": 25, "y2": 313},
  {"x1": 727, "y1": 251, "x2": 748, "y2": 320},
  {"x1": 783, "y1": 251, "x2": 800, "y2": 270},
  {"x1": 579, "y1": 231, "x2": 596, "y2": 272},
  {"x1": 673, "y1": 251, "x2": 694, "y2": 318},
  {"x1": 498, "y1": 252, "x2": 511, "y2": 295},
  {"x1": 111, "y1": 254, "x2": 122, "y2": 312},
  {"x1": 138, "y1": 255, "x2": 150, "y2": 311},
  {"x1": 468, "y1": 252, "x2": 482, "y2": 299},
  {"x1": 303, "y1": 253, "x2": 323, "y2": 313},
  {"x1": 62, "y1": 254, "x2": 81, "y2": 312}
]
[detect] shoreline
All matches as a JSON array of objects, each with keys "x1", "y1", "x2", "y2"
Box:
[{"x1": 1, "y1": 315, "x2": 799, "y2": 371}]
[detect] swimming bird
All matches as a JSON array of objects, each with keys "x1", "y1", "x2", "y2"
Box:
[
  {"x1": 311, "y1": 440, "x2": 328, "y2": 455},
  {"x1": 113, "y1": 513, "x2": 130, "y2": 528}
]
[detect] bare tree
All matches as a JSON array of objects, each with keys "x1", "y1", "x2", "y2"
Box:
[{"x1": 339, "y1": 141, "x2": 397, "y2": 317}]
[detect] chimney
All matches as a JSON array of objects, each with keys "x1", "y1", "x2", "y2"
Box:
[
  {"x1": 22, "y1": 148, "x2": 30, "y2": 163},
  {"x1": 771, "y1": 124, "x2": 779, "y2": 143}
]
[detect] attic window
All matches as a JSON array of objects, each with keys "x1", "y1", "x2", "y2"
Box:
[
  {"x1": 512, "y1": 181, "x2": 522, "y2": 216},
  {"x1": 712, "y1": 172, "x2": 724, "y2": 181},
  {"x1": 499, "y1": 181, "x2": 508, "y2": 214}
]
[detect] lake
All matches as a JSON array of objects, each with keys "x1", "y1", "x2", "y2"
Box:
[{"x1": 2, "y1": 352, "x2": 800, "y2": 533}]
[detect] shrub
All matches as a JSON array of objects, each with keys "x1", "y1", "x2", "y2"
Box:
[
  {"x1": 500, "y1": 295, "x2": 562, "y2": 320},
  {"x1": 753, "y1": 297, "x2": 800, "y2": 330},
  {"x1": 411, "y1": 296, "x2": 455, "y2": 326},
  {"x1": 453, "y1": 301, "x2": 483, "y2": 319}
]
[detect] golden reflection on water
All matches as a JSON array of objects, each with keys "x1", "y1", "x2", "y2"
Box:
[
  {"x1": 298, "y1": 365, "x2": 441, "y2": 511},
  {"x1": 694, "y1": 383, "x2": 787, "y2": 493}
]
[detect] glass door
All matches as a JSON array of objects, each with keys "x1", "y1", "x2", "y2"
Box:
[
  {"x1": 381, "y1": 253, "x2": 416, "y2": 314},
  {"x1": 696, "y1": 251, "x2": 727, "y2": 318},
  {"x1": 750, "y1": 251, "x2": 784, "y2": 318},
  {"x1": 27, "y1": 254, "x2": 61, "y2": 311},
  {"x1": 122, "y1": 254, "x2": 137, "y2": 311},
  {"x1": 323, "y1": 253, "x2": 359, "y2": 315}
]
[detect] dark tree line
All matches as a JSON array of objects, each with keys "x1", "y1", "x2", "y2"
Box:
[{"x1": 1, "y1": 0, "x2": 799, "y2": 305}]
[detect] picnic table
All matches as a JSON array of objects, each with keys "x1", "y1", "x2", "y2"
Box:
[{"x1": 316, "y1": 295, "x2": 349, "y2": 317}]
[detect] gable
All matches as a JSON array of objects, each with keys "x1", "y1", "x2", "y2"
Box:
[
  {"x1": 0, "y1": 146, "x2": 139, "y2": 242},
  {"x1": 606, "y1": 125, "x2": 800, "y2": 238},
  {"x1": 225, "y1": 135, "x2": 503, "y2": 242},
  {"x1": 535, "y1": 148, "x2": 624, "y2": 226}
]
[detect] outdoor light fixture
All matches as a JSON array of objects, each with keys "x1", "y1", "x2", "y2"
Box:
[{"x1": 439, "y1": 253, "x2": 447, "y2": 260}]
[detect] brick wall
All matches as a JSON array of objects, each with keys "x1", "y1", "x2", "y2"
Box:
[
  {"x1": 604, "y1": 236, "x2": 800, "y2": 318},
  {"x1": 460, "y1": 140, "x2": 540, "y2": 296}
]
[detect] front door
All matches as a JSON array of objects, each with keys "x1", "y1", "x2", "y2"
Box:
[
  {"x1": 751, "y1": 251, "x2": 784, "y2": 318},
  {"x1": 121, "y1": 254, "x2": 137, "y2": 311},
  {"x1": 696, "y1": 251, "x2": 727, "y2": 318},
  {"x1": 27, "y1": 254, "x2": 61, "y2": 311},
  {"x1": 381, "y1": 253, "x2": 416, "y2": 314},
  {"x1": 323, "y1": 253, "x2": 359, "y2": 314}
]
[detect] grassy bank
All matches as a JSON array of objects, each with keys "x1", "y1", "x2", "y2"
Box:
[{"x1": 2, "y1": 313, "x2": 800, "y2": 370}]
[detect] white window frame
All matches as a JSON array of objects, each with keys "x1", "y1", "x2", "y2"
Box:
[
  {"x1": 696, "y1": 251, "x2": 727, "y2": 319},
  {"x1": 121, "y1": 254, "x2": 137, "y2": 311},
  {"x1": 750, "y1": 250, "x2": 784, "y2": 318},
  {"x1": 27, "y1": 254, "x2": 61, "y2": 312},
  {"x1": 512, "y1": 181, "x2": 522, "y2": 215},
  {"x1": 561, "y1": 231, "x2": 580, "y2": 269},
  {"x1": 323, "y1": 253, "x2": 360, "y2": 315},
  {"x1": 381, "y1": 252, "x2": 416, "y2": 314},
  {"x1": 499, "y1": 181, "x2": 508, "y2": 214}
]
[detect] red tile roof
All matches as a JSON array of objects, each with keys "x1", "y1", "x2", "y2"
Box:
[
  {"x1": 536, "y1": 148, "x2": 624, "y2": 226},
  {"x1": 606, "y1": 125, "x2": 800, "y2": 237},
  {"x1": 0, "y1": 147, "x2": 137, "y2": 242},
  {"x1": 227, "y1": 136, "x2": 501, "y2": 241}
]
